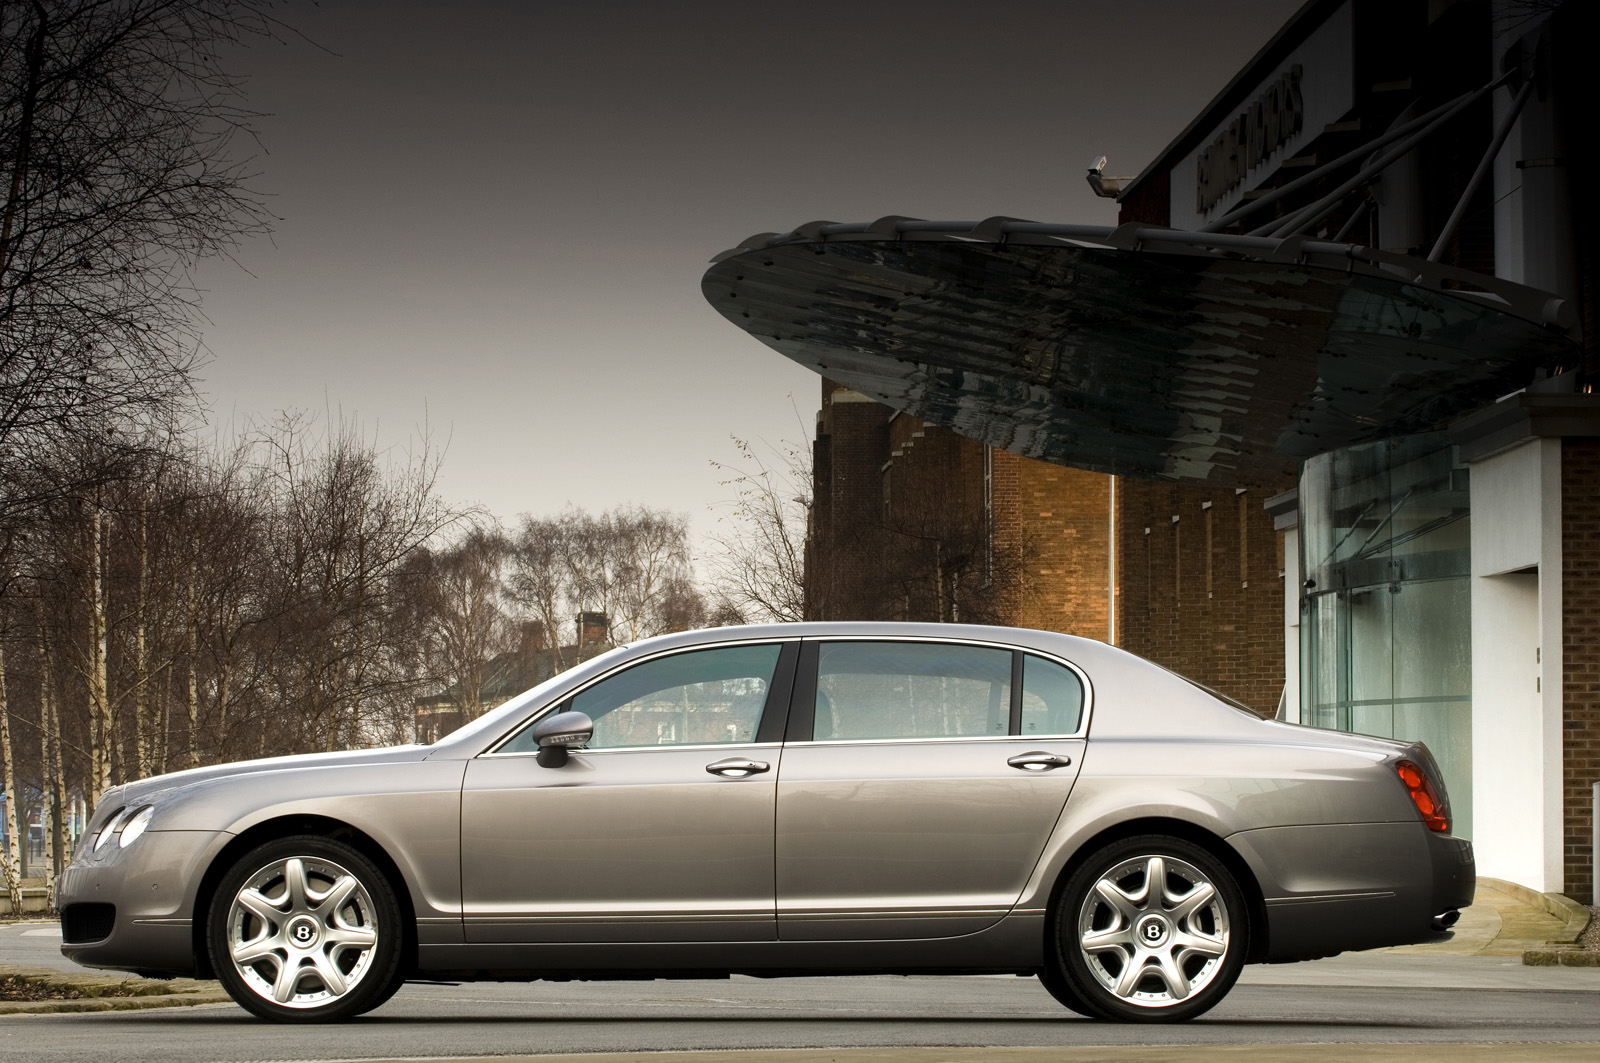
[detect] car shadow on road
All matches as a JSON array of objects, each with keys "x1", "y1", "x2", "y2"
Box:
[{"x1": 107, "y1": 1010, "x2": 1432, "y2": 1030}]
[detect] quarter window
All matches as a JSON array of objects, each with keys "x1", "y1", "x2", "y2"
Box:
[
  {"x1": 814, "y1": 642, "x2": 1012, "y2": 740},
  {"x1": 1020, "y1": 654, "x2": 1085, "y2": 736}
]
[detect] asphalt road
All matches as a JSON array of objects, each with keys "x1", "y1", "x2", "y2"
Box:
[
  {"x1": 4, "y1": 917, "x2": 1600, "y2": 1063},
  {"x1": 3, "y1": 970, "x2": 1600, "y2": 1061}
]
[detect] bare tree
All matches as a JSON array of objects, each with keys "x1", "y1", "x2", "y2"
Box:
[
  {"x1": 0, "y1": 409, "x2": 506, "y2": 912},
  {"x1": 596, "y1": 507, "x2": 700, "y2": 643},
  {"x1": 246, "y1": 412, "x2": 464, "y2": 752},
  {"x1": 410, "y1": 523, "x2": 514, "y2": 722},
  {"x1": 506, "y1": 512, "x2": 577, "y2": 671},
  {"x1": 704, "y1": 436, "x2": 808, "y2": 623},
  {"x1": 0, "y1": 637, "x2": 25, "y2": 913},
  {"x1": 508, "y1": 505, "x2": 705, "y2": 651},
  {"x1": 0, "y1": 1, "x2": 278, "y2": 510}
]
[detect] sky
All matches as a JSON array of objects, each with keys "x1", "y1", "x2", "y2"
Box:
[{"x1": 192, "y1": 0, "x2": 1304, "y2": 536}]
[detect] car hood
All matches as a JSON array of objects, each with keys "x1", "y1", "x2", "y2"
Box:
[{"x1": 95, "y1": 745, "x2": 435, "y2": 817}]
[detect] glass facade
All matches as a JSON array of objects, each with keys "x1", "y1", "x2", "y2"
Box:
[{"x1": 1299, "y1": 433, "x2": 1473, "y2": 837}]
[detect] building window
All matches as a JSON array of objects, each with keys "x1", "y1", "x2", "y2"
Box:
[{"x1": 1299, "y1": 432, "x2": 1472, "y2": 837}]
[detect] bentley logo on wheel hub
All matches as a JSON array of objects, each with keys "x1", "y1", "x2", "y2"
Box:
[
  {"x1": 286, "y1": 916, "x2": 321, "y2": 948},
  {"x1": 1136, "y1": 914, "x2": 1170, "y2": 948}
]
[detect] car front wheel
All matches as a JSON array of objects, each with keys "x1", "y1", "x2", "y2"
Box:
[
  {"x1": 1049, "y1": 834, "x2": 1245, "y2": 1022},
  {"x1": 207, "y1": 835, "x2": 402, "y2": 1022}
]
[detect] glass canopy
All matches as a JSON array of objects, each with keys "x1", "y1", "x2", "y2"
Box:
[{"x1": 704, "y1": 231, "x2": 1578, "y2": 486}]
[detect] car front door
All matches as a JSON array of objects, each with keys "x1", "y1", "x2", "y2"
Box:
[
  {"x1": 776, "y1": 639, "x2": 1087, "y2": 940},
  {"x1": 461, "y1": 640, "x2": 797, "y2": 944}
]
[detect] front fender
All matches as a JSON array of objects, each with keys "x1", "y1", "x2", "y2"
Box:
[{"x1": 158, "y1": 758, "x2": 468, "y2": 927}]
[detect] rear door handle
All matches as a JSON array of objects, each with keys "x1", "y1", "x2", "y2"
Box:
[
  {"x1": 1007, "y1": 751, "x2": 1073, "y2": 772},
  {"x1": 706, "y1": 757, "x2": 770, "y2": 778}
]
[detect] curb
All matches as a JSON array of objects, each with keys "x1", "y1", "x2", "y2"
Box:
[
  {"x1": 1479, "y1": 877, "x2": 1596, "y2": 969},
  {"x1": 0, "y1": 888, "x2": 53, "y2": 918},
  {"x1": 1522, "y1": 948, "x2": 1600, "y2": 967},
  {"x1": 1479, "y1": 877, "x2": 1594, "y2": 946},
  {"x1": 0, "y1": 992, "x2": 232, "y2": 1015},
  {"x1": 0, "y1": 963, "x2": 229, "y2": 1016}
]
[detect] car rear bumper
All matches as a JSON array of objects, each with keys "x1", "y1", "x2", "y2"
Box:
[
  {"x1": 1231, "y1": 822, "x2": 1475, "y2": 962},
  {"x1": 1427, "y1": 830, "x2": 1476, "y2": 915}
]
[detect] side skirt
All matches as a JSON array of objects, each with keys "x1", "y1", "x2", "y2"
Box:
[{"x1": 418, "y1": 912, "x2": 1045, "y2": 979}]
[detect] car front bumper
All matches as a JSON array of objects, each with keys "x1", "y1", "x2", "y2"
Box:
[{"x1": 57, "y1": 828, "x2": 232, "y2": 977}]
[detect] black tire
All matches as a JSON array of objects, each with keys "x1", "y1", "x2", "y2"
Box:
[
  {"x1": 1047, "y1": 834, "x2": 1246, "y2": 1023},
  {"x1": 354, "y1": 963, "x2": 410, "y2": 1016},
  {"x1": 1036, "y1": 962, "x2": 1091, "y2": 1016},
  {"x1": 207, "y1": 835, "x2": 404, "y2": 1023}
]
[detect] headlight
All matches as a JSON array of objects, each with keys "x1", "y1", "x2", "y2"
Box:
[
  {"x1": 93, "y1": 807, "x2": 129, "y2": 851},
  {"x1": 118, "y1": 806, "x2": 154, "y2": 848}
]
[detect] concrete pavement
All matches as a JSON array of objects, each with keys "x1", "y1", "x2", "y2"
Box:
[{"x1": 1385, "y1": 879, "x2": 1570, "y2": 956}]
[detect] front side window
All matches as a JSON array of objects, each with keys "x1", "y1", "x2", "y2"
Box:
[
  {"x1": 502, "y1": 644, "x2": 782, "y2": 753},
  {"x1": 814, "y1": 641, "x2": 1012, "y2": 740}
]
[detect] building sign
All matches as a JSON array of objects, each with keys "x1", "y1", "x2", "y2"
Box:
[
  {"x1": 1169, "y1": 0, "x2": 1353, "y2": 230},
  {"x1": 1195, "y1": 66, "x2": 1304, "y2": 215}
]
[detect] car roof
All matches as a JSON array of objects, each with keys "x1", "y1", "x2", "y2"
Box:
[{"x1": 620, "y1": 620, "x2": 1108, "y2": 658}]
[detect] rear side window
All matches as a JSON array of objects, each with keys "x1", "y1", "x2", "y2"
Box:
[
  {"x1": 814, "y1": 641, "x2": 1012, "y2": 740},
  {"x1": 1020, "y1": 654, "x2": 1085, "y2": 736}
]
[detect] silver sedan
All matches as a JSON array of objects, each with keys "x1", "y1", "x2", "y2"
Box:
[{"x1": 58, "y1": 622, "x2": 1475, "y2": 1023}]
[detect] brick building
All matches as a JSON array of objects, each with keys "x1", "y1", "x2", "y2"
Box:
[
  {"x1": 710, "y1": 0, "x2": 1599, "y2": 900},
  {"x1": 1111, "y1": 0, "x2": 1600, "y2": 899},
  {"x1": 808, "y1": 378, "x2": 1289, "y2": 715}
]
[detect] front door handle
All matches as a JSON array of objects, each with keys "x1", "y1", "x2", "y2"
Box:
[
  {"x1": 1007, "y1": 751, "x2": 1073, "y2": 772},
  {"x1": 706, "y1": 757, "x2": 770, "y2": 778}
]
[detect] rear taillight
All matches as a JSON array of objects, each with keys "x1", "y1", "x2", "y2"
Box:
[{"x1": 1396, "y1": 760, "x2": 1448, "y2": 832}]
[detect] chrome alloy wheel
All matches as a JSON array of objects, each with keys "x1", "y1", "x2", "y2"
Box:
[
  {"x1": 226, "y1": 855, "x2": 380, "y2": 1009},
  {"x1": 1075, "y1": 853, "x2": 1230, "y2": 1008}
]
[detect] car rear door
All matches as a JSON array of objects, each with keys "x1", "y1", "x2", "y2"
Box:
[
  {"x1": 776, "y1": 638, "x2": 1087, "y2": 941},
  {"x1": 460, "y1": 640, "x2": 797, "y2": 944}
]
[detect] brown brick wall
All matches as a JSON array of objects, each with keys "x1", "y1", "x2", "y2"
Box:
[
  {"x1": 807, "y1": 379, "x2": 893, "y2": 621},
  {"x1": 1115, "y1": 479, "x2": 1289, "y2": 715},
  {"x1": 808, "y1": 388, "x2": 1115, "y2": 629},
  {"x1": 880, "y1": 414, "x2": 989, "y2": 621},
  {"x1": 1562, "y1": 439, "x2": 1600, "y2": 900},
  {"x1": 999, "y1": 452, "x2": 1111, "y2": 639},
  {"x1": 806, "y1": 392, "x2": 1289, "y2": 716}
]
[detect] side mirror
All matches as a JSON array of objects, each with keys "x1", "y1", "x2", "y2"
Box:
[{"x1": 529, "y1": 710, "x2": 593, "y2": 768}]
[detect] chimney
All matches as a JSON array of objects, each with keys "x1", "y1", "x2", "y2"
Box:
[
  {"x1": 577, "y1": 611, "x2": 609, "y2": 646},
  {"x1": 519, "y1": 620, "x2": 546, "y2": 657}
]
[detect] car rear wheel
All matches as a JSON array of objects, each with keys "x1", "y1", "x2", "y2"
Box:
[
  {"x1": 1049, "y1": 834, "x2": 1245, "y2": 1022},
  {"x1": 208, "y1": 835, "x2": 402, "y2": 1022}
]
